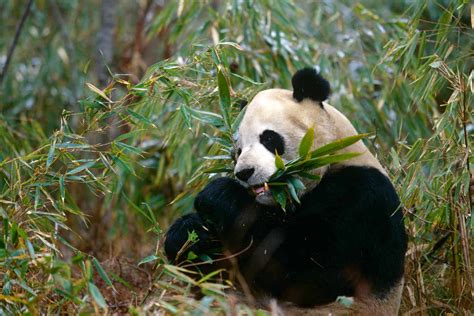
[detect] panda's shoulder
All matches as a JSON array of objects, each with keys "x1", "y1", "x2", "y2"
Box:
[{"x1": 302, "y1": 165, "x2": 401, "y2": 215}]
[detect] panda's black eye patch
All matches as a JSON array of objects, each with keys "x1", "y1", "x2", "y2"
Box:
[{"x1": 260, "y1": 130, "x2": 285, "y2": 155}]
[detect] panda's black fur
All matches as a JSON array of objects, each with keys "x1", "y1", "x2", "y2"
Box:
[{"x1": 164, "y1": 69, "x2": 407, "y2": 311}]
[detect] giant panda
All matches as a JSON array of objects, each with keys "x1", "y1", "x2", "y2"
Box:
[{"x1": 164, "y1": 68, "x2": 407, "y2": 315}]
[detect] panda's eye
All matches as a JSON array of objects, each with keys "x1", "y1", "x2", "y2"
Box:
[
  {"x1": 259, "y1": 130, "x2": 285, "y2": 155},
  {"x1": 237, "y1": 148, "x2": 242, "y2": 156}
]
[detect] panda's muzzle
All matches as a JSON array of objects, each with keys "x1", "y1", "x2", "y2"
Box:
[
  {"x1": 251, "y1": 183, "x2": 270, "y2": 196},
  {"x1": 235, "y1": 168, "x2": 270, "y2": 195}
]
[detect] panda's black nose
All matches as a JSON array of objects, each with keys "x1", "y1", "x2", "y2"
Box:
[{"x1": 235, "y1": 168, "x2": 254, "y2": 182}]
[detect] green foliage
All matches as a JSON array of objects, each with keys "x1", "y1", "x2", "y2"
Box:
[
  {"x1": 0, "y1": 0, "x2": 472, "y2": 314},
  {"x1": 268, "y1": 131, "x2": 368, "y2": 210},
  {"x1": 299, "y1": 128, "x2": 315, "y2": 158}
]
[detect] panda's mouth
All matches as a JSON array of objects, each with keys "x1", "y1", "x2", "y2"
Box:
[{"x1": 251, "y1": 182, "x2": 270, "y2": 196}]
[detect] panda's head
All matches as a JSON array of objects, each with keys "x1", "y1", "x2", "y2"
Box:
[{"x1": 234, "y1": 68, "x2": 383, "y2": 205}]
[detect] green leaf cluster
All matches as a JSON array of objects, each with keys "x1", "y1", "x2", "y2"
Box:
[{"x1": 268, "y1": 129, "x2": 368, "y2": 210}]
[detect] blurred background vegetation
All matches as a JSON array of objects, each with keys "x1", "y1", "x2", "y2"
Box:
[{"x1": 0, "y1": 0, "x2": 472, "y2": 314}]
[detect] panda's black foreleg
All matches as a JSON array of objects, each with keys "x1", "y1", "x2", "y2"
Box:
[
  {"x1": 164, "y1": 213, "x2": 220, "y2": 264},
  {"x1": 164, "y1": 177, "x2": 254, "y2": 263},
  {"x1": 194, "y1": 177, "x2": 255, "y2": 237}
]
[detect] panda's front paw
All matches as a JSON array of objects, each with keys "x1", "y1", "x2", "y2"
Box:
[
  {"x1": 164, "y1": 213, "x2": 218, "y2": 263},
  {"x1": 194, "y1": 177, "x2": 253, "y2": 230}
]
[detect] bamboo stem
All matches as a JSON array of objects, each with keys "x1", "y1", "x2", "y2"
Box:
[{"x1": 0, "y1": 0, "x2": 34, "y2": 86}]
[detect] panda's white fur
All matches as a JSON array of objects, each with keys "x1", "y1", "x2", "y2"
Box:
[{"x1": 235, "y1": 88, "x2": 385, "y2": 205}]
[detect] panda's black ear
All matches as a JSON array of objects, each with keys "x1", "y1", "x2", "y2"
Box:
[{"x1": 292, "y1": 68, "x2": 330, "y2": 105}]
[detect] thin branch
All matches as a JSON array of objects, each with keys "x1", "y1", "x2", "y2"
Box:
[{"x1": 0, "y1": 0, "x2": 34, "y2": 86}]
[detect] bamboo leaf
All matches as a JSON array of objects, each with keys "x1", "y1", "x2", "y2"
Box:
[
  {"x1": 67, "y1": 161, "x2": 95, "y2": 175},
  {"x1": 180, "y1": 104, "x2": 192, "y2": 129},
  {"x1": 138, "y1": 255, "x2": 160, "y2": 266},
  {"x1": 287, "y1": 181, "x2": 300, "y2": 204},
  {"x1": 59, "y1": 175, "x2": 65, "y2": 204},
  {"x1": 304, "y1": 152, "x2": 362, "y2": 168},
  {"x1": 299, "y1": 128, "x2": 314, "y2": 157},
  {"x1": 56, "y1": 143, "x2": 91, "y2": 149},
  {"x1": 311, "y1": 134, "x2": 369, "y2": 158},
  {"x1": 198, "y1": 269, "x2": 226, "y2": 284},
  {"x1": 289, "y1": 177, "x2": 306, "y2": 191},
  {"x1": 217, "y1": 65, "x2": 231, "y2": 131},
  {"x1": 114, "y1": 130, "x2": 143, "y2": 143},
  {"x1": 430, "y1": 61, "x2": 442, "y2": 69},
  {"x1": 188, "y1": 107, "x2": 224, "y2": 127},
  {"x1": 275, "y1": 152, "x2": 285, "y2": 170},
  {"x1": 115, "y1": 141, "x2": 143, "y2": 155},
  {"x1": 271, "y1": 187, "x2": 287, "y2": 211},
  {"x1": 126, "y1": 109, "x2": 157, "y2": 128},
  {"x1": 46, "y1": 140, "x2": 56, "y2": 170},
  {"x1": 187, "y1": 251, "x2": 198, "y2": 261},
  {"x1": 300, "y1": 172, "x2": 321, "y2": 180},
  {"x1": 86, "y1": 82, "x2": 112, "y2": 102},
  {"x1": 336, "y1": 296, "x2": 354, "y2": 307},
  {"x1": 88, "y1": 282, "x2": 107, "y2": 308},
  {"x1": 92, "y1": 257, "x2": 115, "y2": 291}
]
